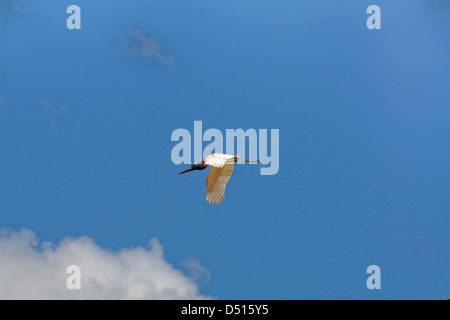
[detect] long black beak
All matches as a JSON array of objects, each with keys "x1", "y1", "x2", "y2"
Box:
[{"x1": 179, "y1": 165, "x2": 194, "y2": 174}]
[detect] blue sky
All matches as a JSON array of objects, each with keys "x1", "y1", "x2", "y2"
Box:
[{"x1": 0, "y1": 0, "x2": 449, "y2": 299}]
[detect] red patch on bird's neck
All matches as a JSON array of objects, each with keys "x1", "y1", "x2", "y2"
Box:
[{"x1": 202, "y1": 160, "x2": 208, "y2": 167}]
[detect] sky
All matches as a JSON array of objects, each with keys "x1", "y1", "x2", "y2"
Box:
[{"x1": 0, "y1": 0, "x2": 449, "y2": 299}]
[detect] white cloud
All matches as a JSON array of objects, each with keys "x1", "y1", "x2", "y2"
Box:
[
  {"x1": 0, "y1": 0, "x2": 18, "y2": 13},
  {"x1": 182, "y1": 256, "x2": 212, "y2": 284},
  {"x1": 426, "y1": 0, "x2": 450, "y2": 10},
  {"x1": 36, "y1": 98, "x2": 71, "y2": 134},
  {"x1": 0, "y1": 0, "x2": 20, "y2": 24},
  {"x1": 0, "y1": 229, "x2": 211, "y2": 300},
  {"x1": 120, "y1": 29, "x2": 175, "y2": 66}
]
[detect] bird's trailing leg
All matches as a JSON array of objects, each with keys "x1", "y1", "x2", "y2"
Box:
[
  {"x1": 238, "y1": 159, "x2": 260, "y2": 163},
  {"x1": 228, "y1": 155, "x2": 260, "y2": 163}
]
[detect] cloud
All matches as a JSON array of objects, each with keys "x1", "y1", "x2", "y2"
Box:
[
  {"x1": 0, "y1": 229, "x2": 211, "y2": 299},
  {"x1": 428, "y1": 0, "x2": 450, "y2": 5},
  {"x1": 36, "y1": 98, "x2": 71, "y2": 134},
  {"x1": 120, "y1": 29, "x2": 175, "y2": 66},
  {"x1": 0, "y1": 0, "x2": 20, "y2": 25},
  {"x1": 182, "y1": 256, "x2": 212, "y2": 284},
  {"x1": 0, "y1": 0, "x2": 19, "y2": 13},
  {"x1": 425, "y1": 0, "x2": 450, "y2": 10}
]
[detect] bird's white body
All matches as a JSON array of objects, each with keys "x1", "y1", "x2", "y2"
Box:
[{"x1": 204, "y1": 153, "x2": 238, "y2": 168}]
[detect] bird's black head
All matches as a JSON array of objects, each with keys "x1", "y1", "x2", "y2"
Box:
[{"x1": 178, "y1": 161, "x2": 208, "y2": 174}]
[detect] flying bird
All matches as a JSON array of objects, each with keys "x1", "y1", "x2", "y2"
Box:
[{"x1": 179, "y1": 153, "x2": 259, "y2": 205}]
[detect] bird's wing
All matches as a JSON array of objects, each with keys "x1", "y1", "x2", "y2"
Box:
[
  {"x1": 206, "y1": 163, "x2": 234, "y2": 205},
  {"x1": 204, "y1": 153, "x2": 236, "y2": 168}
]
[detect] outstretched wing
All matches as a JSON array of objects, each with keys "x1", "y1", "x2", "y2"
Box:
[
  {"x1": 204, "y1": 153, "x2": 236, "y2": 168},
  {"x1": 206, "y1": 163, "x2": 234, "y2": 205}
]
